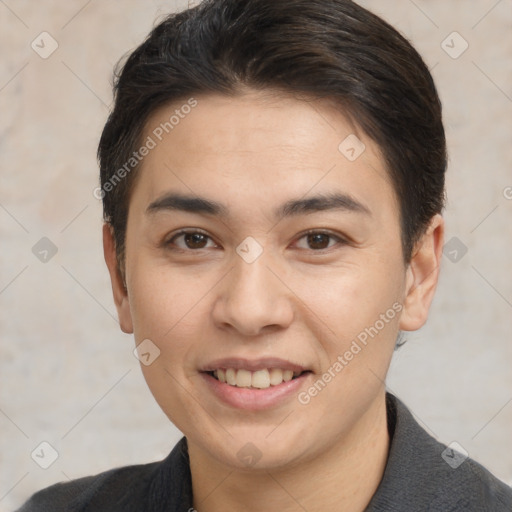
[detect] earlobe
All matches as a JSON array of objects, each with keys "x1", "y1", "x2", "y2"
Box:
[
  {"x1": 399, "y1": 214, "x2": 444, "y2": 331},
  {"x1": 102, "y1": 224, "x2": 134, "y2": 334}
]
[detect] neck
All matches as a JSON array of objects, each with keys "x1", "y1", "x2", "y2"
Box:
[{"x1": 188, "y1": 392, "x2": 390, "y2": 512}]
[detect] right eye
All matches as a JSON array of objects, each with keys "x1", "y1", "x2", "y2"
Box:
[{"x1": 165, "y1": 229, "x2": 218, "y2": 251}]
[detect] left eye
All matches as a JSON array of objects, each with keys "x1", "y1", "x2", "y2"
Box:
[{"x1": 295, "y1": 232, "x2": 342, "y2": 250}]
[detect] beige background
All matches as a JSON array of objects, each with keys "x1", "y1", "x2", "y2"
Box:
[{"x1": 1, "y1": 0, "x2": 511, "y2": 509}]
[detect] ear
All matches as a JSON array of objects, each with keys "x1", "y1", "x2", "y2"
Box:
[
  {"x1": 399, "y1": 214, "x2": 444, "y2": 331},
  {"x1": 103, "y1": 224, "x2": 134, "y2": 334}
]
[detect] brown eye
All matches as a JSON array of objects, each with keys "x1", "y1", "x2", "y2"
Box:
[
  {"x1": 167, "y1": 230, "x2": 216, "y2": 250},
  {"x1": 183, "y1": 232, "x2": 208, "y2": 249},
  {"x1": 306, "y1": 233, "x2": 331, "y2": 250},
  {"x1": 295, "y1": 231, "x2": 345, "y2": 251}
]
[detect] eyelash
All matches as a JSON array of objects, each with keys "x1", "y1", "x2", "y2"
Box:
[{"x1": 164, "y1": 229, "x2": 348, "y2": 253}]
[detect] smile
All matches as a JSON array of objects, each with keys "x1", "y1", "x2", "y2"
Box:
[
  {"x1": 207, "y1": 368, "x2": 307, "y2": 389},
  {"x1": 201, "y1": 370, "x2": 313, "y2": 411}
]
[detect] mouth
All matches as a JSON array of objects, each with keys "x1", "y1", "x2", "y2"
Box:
[
  {"x1": 199, "y1": 357, "x2": 314, "y2": 409},
  {"x1": 200, "y1": 368, "x2": 313, "y2": 410},
  {"x1": 204, "y1": 368, "x2": 312, "y2": 390}
]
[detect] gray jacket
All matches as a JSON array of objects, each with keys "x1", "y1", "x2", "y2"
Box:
[{"x1": 17, "y1": 394, "x2": 512, "y2": 511}]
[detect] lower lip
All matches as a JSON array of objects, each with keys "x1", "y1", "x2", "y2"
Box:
[{"x1": 200, "y1": 372, "x2": 312, "y2": 411}]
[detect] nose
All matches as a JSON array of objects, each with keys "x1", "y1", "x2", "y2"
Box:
[{"x1": 211, "y1": 251, "x2": 294, "y2": 337}]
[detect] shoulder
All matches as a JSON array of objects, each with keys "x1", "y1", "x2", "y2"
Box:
[
  {"x1": 16, "y1": 460, "x2": 161, "y2": 512},
  {"x1": 367, "y1": 394, "x2": 512, "y2": 512},
  {"x1": 16, "y1": 437, "x2": 192, "y2": 512},
  {"x1": 426, "y1": 440, "x2": 512, "y2": 511}
]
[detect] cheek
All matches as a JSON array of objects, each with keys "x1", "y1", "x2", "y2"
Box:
[
  {"x1": 290, "y1": 258, "x2": 404, "y2": 337},
  {"x1": 291, "y1": 260, "x2": 405, "y2": 403},
  {"x1": 128, "y1": 265, "x2": 212, "y2": 428},
  {"x1": 128, "y1": 262, "x2": 215, "y2": 360}
]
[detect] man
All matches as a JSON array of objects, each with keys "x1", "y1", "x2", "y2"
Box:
[{"x1": 18, "y1": 0, "x2": 512, "y2": 510}]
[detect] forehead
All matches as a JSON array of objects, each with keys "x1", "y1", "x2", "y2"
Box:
[
  {"x1": 132, "y1": 90, "x2": 397, "y2": 221},
  {"x1": 143, "y1": 90, "x2": 365, "y2": 164}
]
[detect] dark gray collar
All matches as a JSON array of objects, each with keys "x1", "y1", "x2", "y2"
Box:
[{"x1": 366, "y1": 394, "x2": 511, "y2": 511}]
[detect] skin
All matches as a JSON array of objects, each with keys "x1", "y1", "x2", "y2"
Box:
[{"x1": 104, "y1": 89, "x2": 444, "y2": 511}]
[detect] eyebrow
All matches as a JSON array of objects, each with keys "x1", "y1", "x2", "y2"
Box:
[{"x1": 146, "y1": 192, "x2": 371, "y2": 219}]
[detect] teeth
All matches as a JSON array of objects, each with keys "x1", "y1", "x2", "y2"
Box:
[
  {"x1": 212, "y1": 368, "x2": 303, "y2": 389},
  {"x1": 225, "y1": 368, "x2": 237, "y2": 386},
  {"x1": 283, "y1": 369, "x2": 294, "y2": 382},
  {"x1": 236, "y1": 369, "x2": 252, "y2": 388},
  {"x1": 269, "y1": 368, "x2": 284, "y2": 386},
  {"x1": 252, "y1": 369, "x2": 270, "y2": 389}
]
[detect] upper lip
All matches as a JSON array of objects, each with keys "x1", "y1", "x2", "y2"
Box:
[{"x1": 200, "y1": 357, "x2": 308, "y2": 373}]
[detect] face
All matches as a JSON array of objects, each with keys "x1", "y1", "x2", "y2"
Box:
[{"x1": 104, "y1": 89, "x2": 443, "y2": 470}]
